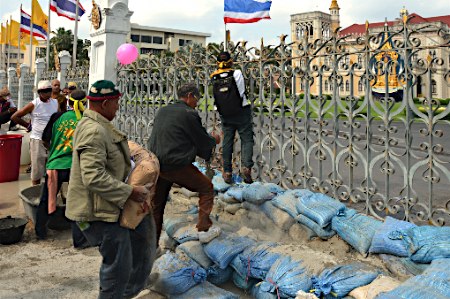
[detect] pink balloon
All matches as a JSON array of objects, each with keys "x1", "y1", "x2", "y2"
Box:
[{"x1": 116, "y1": 43, "x2": 139, "y2": 65}]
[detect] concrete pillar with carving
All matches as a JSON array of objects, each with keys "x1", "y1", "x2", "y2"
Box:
[
  {"x1": 58, "y1": 50, "x2": 72, "y2": 90},
  {"x1": 7, "y1": 67, "x2": 16, "y2": 92},
  {"x1": 34, "y1": 58, "x2": 46, "y2": 99},
  {"x1": 0, "y1": 70, "x2": 6, "y2": 89},
  {"x1": 88, "y1": 0, "x2": 133, "y2": 86},
  {"x1": 18, "y1": 64, "x2": 30, "y2": 109}
]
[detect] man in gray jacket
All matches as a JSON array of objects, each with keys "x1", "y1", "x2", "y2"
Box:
[{"x1": 66, "y1": 80, "x2": 154, "y2": 299}]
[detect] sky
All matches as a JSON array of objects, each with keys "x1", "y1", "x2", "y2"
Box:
[{"x1": 1, "y1": 0, "x2": 449, "y2": 47}]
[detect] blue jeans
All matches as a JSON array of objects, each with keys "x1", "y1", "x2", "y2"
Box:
[
  {"x1": 79, "y1": 215, "x2": 156, "y2": 299},
  {"x1": 221, "y1": 106, "x2": 254, "y2": 172}
]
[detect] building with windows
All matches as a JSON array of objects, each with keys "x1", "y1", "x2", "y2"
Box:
[
  {"x1": 290, "y1": 1, "x2": 450, "y2": 99},
  {"x1": 129, "y1": 23, "x2": 210, "y2": 56},
  {"x1": 1, "y1": 40, "x2": 47, "y2": 72}
]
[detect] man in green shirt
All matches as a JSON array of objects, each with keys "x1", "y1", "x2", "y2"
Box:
[{"x1": 35, "y1": 89, "x2": 87, "y2": 241}]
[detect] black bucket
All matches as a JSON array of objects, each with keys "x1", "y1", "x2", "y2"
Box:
[{"x1": 0, "y1": 216, "x2": 28, "y2": 245}]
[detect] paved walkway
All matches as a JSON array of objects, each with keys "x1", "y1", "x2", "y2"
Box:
[{"x1": 0, "y1": 166, "x2": 31, "y2": 219}]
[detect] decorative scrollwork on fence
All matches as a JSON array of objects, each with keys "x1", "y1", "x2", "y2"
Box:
[
  {"x1": 65, "y1": 64, "x2": 90, "y2": 92},
  {"x1": 115, "y1": 19, "x2": 450, "y2": 226}
]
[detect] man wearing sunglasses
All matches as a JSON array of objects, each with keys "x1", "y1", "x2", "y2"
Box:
[{"x1": 12, "y1": 80, "x2": 59, "y2": 185}]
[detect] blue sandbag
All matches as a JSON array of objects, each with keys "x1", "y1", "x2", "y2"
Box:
[
  {"x1": 369, "y1": 216, "x2": 416, "y2": 257},
  {"x1": 163, "y1": 216, "x2": 195, "y2": 238},
  {"x1": 265, "y1": 183, "x2": 285, "y2": 195},
  {"x1": 212, "y1": 174, "x2": 232, "y2": 192},
  {"x1": 242, "y1": 182, "x2": 278, "y2": 205},
  {"x1": 152, "y1": 251, "x2": 207, "y2": 295},
  {"x1": 381, "y1": 258, "x2": 450, "y2": 299},
  {"x1": 207, "y1": 265, "x2": 234, "y2": 285},
  {"x1": 251, "y1": 283, "x2": 278, "y2": 299},
  {"x1": 312, "y1": 263, "x2": 381, "y2": 298},
  {"x1": 296, "y1": 214, "x2": 336, "y2": 240},
  {"x1": 260, "y1": 256, "x2": 312, "y2": 298},
  {"x1": 332, "y1": 209, "x2": 383, "y2": 255},
  {"x1": 204, "y1": 234, "x2": 256, "y2": 269},
  {"x1": 379, "y1": 254, "x2": 429, "y2": 277},
  {"x1": 239, "y1": 242, "x2": 281, "y2": 280},
  {"x1": 171, "y1": 281, "x2": 239, "y2": 299},
  {"x1": 272, "y1": 189, "x2": 313, "y2": 219},
  {"x1": 178, "y1": 241, "x2": 213, "y2": 269},
  {"x1": 395, "y1": 225, "x2": 450, "y2": 263},
  {"x1": 295, "y1": 193, "x2": 346, "y2": 228},
  {"x1": 232, "y1": 271, "x2": 259, "y2": 291},
  {"x1": 225, "y1": 186, "x2": 245, "y2": 202}
]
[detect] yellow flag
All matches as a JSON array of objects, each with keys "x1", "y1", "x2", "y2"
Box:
[
  {"x1": 32, "y1": 0, "x2": 49, "y2": 33},
  {"x1": 0, "y1": 24, "x2": 5, "y2": 45},
  {"x1": 9, "y1": 20, "x2": 22, "y2": 48}
]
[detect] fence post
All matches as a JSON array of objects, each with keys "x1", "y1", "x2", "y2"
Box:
[
  {"x1": 58, "y1": 50, "x2": 71, "y2": 89},
  {"x1": 18, "y1": 64, "x2": 30, "y2": 109},
  {"x1": 34, "y1": 58, "x2": 46, "y2": 99},
  {"x1": 7, "y1": 67, "x2": 16, "y2": 93},
  {"x1": 0, "y1": 70, "x2": 6, "y2": 89}
]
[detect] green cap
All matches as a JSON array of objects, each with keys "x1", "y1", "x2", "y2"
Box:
[{"x1": 86, "y1": 80, "x2": 121, "y2": 101}]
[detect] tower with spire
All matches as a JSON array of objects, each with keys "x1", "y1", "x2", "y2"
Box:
[{"x1": 330, "y1": 0, "x2": 340, "y2": 34}]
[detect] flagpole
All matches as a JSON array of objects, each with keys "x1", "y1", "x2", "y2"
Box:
[
  {"x1": 224, "y1": 23, "x2": 227, "y2": 51},
  {"x1": 46, "y1": 0, "x2": 51, "y2": 70},
  {"x1": 7, "y1": 18, "x2": 10, "y2": 70},
  {"x1": 29, "y1": 19, "x2": 34, "y2": 68},
  {"x1": 72, "y1": 0, "x2": 79, "y2": 67},
  {"x1": 0, "y1": 23, "x2": 3, "y2": 70},
  {"x1": 18, "y1": 14, "x2": 22, "y2": 69}
]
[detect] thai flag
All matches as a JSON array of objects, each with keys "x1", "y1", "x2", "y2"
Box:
[
  {"x1": 50, "y1": 0, "x2": 86, "y2": 21},
  {"x1": 224, "y1": 0, "x2": 272, "y2": 24},
  {"x1": 20, "y1": 8, "x2": 47, "y2": 39}
]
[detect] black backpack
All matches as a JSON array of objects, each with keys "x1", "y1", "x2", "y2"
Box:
[{"x1": 211, "y1": 70, "x2": 243, "y2": 117}]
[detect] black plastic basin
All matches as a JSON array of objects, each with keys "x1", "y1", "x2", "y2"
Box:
[{"x1": 0, "y1": 216, "x2": 28, "y2": 245}]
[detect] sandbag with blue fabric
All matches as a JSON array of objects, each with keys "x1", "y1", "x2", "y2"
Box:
[
  {"x1": 232, "y1": 271, "x2": 259, "y2": 291},
  {"x1": 251, "y1": 283, "x2": 278, "y2": 299},
  {"x1": 171, "y1": 280, "x2": 239, "y2": 299},
  {"x1": 312, "y1": 263, "x2": 381, "y2": 298},
  {"x1": 224, "y1": 185, "x2": 245, "y2": 202},
  {"x1": 296, "y1": 214, "x2": 336, "y2": 240},
  {"x1": 242, "y1": 182, "x2": 278, "y2": 205},
  {"x1": 212, "y1": 174, "x2": 232, "y2": 192},
  {"x1": 395, "y1": 225, "x2": 450, "y2": 263},
  {"x1": 151, "y1": 251, "x2": 207, "y2": 295},
  {"x1": 259, "y1": 256, "x2": 313, "y2": 298},
  {"x1": 207, "y1": 265, "x2": 234, "y2": 285},
  {"x1": 272, "y1": 189, "x2": 313, "y2": 219},
  {"x1": 296, "y1": 192, "x2": 346, "y2": 228},
  {"x1": 261, "y1": 201, "x2": 296, "y2": 231},
  {"x1": 239, "y1": 242, "x2": 282, "y2": 280},
  {"x1": 369, "y1": 216, "x2": 416, "y2": 257},
  {"x1": 331, "y1": 209, "x2": 383, "y2": 255},
  {"x1": 204, "y1": 234, "x2": 256, "y2": 269}
]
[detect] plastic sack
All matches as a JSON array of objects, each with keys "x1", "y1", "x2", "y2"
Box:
[
  {"x1": 178, "y1": 241, "x2": 213, "y2": 269},
  {"x1": 295, "y1": 193, "x2": 346, "y2": 228},
  {"x1": 395, "y1": 225, "x2": 450, "y2": 263},
  {"x1": 152, "y1": 251, "x2": 207, "y2": 295},
  {"x1": 349, "y1": 275, "x2": 400, "y2": 299},
  {"x1": 224, "y1": 186, "x2": 245, "y2": 202},
  {"x1": 379, "y1": 254, "x2": 428, "y2": 279},
  {"x1": 251, "y1": 283, "x2": 278, "y2": 299},
  {"x1": 369, "y1": 216, "x2": 416, "y2": 257},
  {"x1": 212, "y1": 174, "x2": 232, "y2": 192},
  {"x1": 163, "y1": 216, "x2": 196, "y2": 238},
  {"x1": 260, "y1": 256, "x2": 313, "y2": 298},
  {"x1": 331, "y1": 209, "x2": 382, "y2": 255},
  {"x1": 171, "y1": 281, "x2": 239, "y2": 299},
  {"x1": 261, "y1": 201, "x2": 296, "y2": 231},
  {"x1": 312, "y1": 263, "x2": 381, "y2": 298},
  {"x1": 296, "y1": 214, "x2": 336, "y2": 240},
  {"x1": 265, "y1": 183, "x2": 285, "y2": 195},
  {"x1": 232, "y1": 271, "x2": 258, "y2": 291},
  {"x1": 239, "y1": 242, "x2": 281, "y2": 280},
  {"x1": 207, "y1": 265, "x2": 234, "y2": 285},
  {"x1": 422, "y1": 258, "x2": 450, "y2": 278},
  {"x1": 272, "y1": 189, "x2": 313, "y2": 219},
  {"x1": 295, "y1": 290, "x2": 319, "y2": 299},
  {"x1": 242, "y1": 182, "x2": 278, "y2": 205},
  {"x1": 172, "y1": 224, "x2": 199, "y2": 244},
  {"x1": 204, "y1": 234, "x2": 256, "y2": 269}
]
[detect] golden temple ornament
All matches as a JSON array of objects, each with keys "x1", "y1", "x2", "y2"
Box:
[{"x1": 91, "y1": 1, "x2": 102, "y2": 30}]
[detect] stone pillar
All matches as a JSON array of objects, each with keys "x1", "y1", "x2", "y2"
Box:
[
  {"x1": 0, "y1": 70, "x2": 6, "y2": 89},
  {"x1": 18, "y1": 64, "x2": 30, "y2": 109},
  {"x1": 34, "y1": 58, "x2": 46, "y2": 99},
  {"x1": 58, "y1": 50, "x2": 72, "y2": 89},
  {"x1": 88, "y1": 0, "x2": 133, "y2": 86},
  {"x1": 7, "y1": 67, "x2": 16, "y2": 91}
]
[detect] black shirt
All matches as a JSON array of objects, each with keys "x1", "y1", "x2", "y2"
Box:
[{"x1": 149, "y1": 101, "x2": 216, "y2": 172}]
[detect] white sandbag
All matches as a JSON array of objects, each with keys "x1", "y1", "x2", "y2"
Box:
[
  {"x1": 349, "y1": 275, "x2": 400, "y2": 299},
  {"x1": 295, "y1": 290, "x2": 319, "y2": 299},
  {"x1": 261, "y1": 201, "x2": 296, "y2": 231}
]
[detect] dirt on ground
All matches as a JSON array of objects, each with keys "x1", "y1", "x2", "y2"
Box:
[{"x1": 0, "y1": 186, "x2": 395, "y2": 299}]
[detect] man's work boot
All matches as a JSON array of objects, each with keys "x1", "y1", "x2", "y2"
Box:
[
  {"x1": 223, "y1": 172, "x2": 232, "y2": 184},
  {"x1": 241, "y1": 167, "x2": 253, "y2": 184}
]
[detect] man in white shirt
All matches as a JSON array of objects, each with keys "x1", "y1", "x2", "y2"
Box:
[
  {"x1": 12, "y1": 80, "x2": 59, "y2": 185},
  {"x1": 210, "y1": 51, "x2": 254, "y2": 184}
]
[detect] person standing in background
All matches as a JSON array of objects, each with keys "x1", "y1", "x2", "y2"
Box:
[
  {"x1": 12, "y1": 80, "x2": 59, "y2": 185},
  {"x1": 0, "y1": 87, "x2": 18, "y2": 131}
]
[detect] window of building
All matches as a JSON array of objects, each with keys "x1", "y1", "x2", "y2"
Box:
[
  {"x1": 345, "y1": 80, "x2": 350, "y2": 92},
  {"x1": 324, "y1": 80, "x2": 328, "y2": 91},
  {"x1": 358, "y1": 80, "x2": 363, "y2": 92},
  {"x1": 140, "y1": 48, "x2": 152, "y2": 54},
  {"x1": 21, "y1": 54, "x2": 24, "y2": 59},
  {"x1": 131, "y1": 34, "x2": 140, "y2": 42},
  {"x1": 431, "y1": 80, "x2": 437, "y2": 94},
  {"x1": 141, "y1": 35, "x2": 152, "y2": 43},
  {"x1": 340, "y1": 83, "x2": 344, "y2": 92},
  {"x1": 357, "y1": 55, "x2": 362, "y2": 65},
  {"x1": 153, "y1": 36, "x2": 163, "y2": 44},
  {"x1": 179, "y1": 39, "x2": 186, "y2": 46}
]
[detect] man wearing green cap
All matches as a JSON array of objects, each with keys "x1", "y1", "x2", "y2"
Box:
[{"x1": 66, "y1": 80, "x2": 154, "y2": 299}]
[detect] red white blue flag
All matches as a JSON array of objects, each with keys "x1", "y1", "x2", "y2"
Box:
[
  {"x1": 50, "y1": 0, "x2": 86, "y2": 21},
  {"x1": 224, "y1": 0, "x2": 272, "y2": 24},
  {"x1": 20, "y1": 8, "x2": 47, "y2": 39}
]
